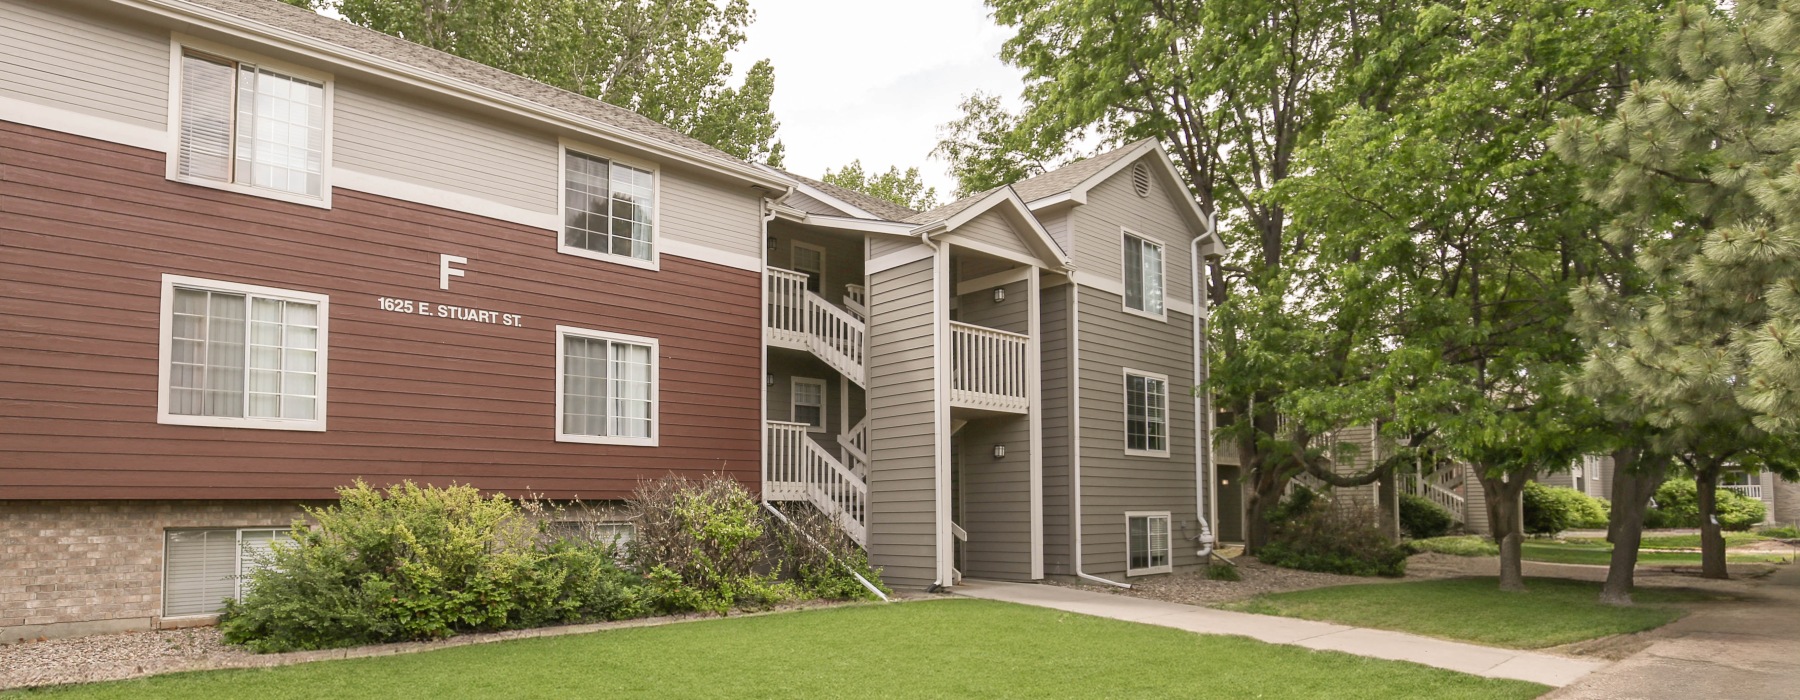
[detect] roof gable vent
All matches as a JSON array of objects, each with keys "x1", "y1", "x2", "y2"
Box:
[{"x1": 1131, "y1": 161, "x2": 1152, "y2": 197}]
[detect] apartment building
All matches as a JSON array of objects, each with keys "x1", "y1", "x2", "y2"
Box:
[{"x1": 0, "y1": 0, "x2": 1224, "y2": 640}]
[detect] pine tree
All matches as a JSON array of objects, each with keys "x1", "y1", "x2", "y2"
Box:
[{"x1": 1554, "y1": 0, "x2": 1800, "y2": 581}]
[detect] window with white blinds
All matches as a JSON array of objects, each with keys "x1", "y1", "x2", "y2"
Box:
[
  {"x1": 175, "y1": 50, "x2": 328, "y2": 200},
  {"x1": 160, "y1": 275, "x2": 328, "y2": 431},
  {"x1": 1126, "y1": 513, "x2": 1173, "y2": 576},
  {"x1": 1123, "y1": 231, "x2": 1165, "y2": 318},
  {"x1": 162, "y1": 528, "x2": 290, "y2": 617},
  {"x1": 791, "y1": 377, "x2": 826, "y2": 431},
  {"x1": 556, "y1": 326, "x2": 658, "y2": 445},
  {"x1": 562, "y1": 148, "x2": 657, "y2": 266},
  {"x1": 1124, "y1": 370, "x2": 1169, "y2": 456}
]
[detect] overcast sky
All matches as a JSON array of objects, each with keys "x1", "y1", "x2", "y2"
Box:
[{"x1": 730, "y1": 0, "x2": 1025, "y2": 197}]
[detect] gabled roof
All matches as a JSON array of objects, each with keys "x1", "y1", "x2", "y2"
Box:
[
  {"x1": 915, "y1": 186, "x2": 1071, "y2": 271},
  {"x1": 769, "y1": 168, "x2": 920, "y2": 222},
  {"x1": 1010, "y1": 138, "x2": 1157, "y2": 203},
  {"x1": 149, "y1": 0, "x2": 787, "y2": 191}
]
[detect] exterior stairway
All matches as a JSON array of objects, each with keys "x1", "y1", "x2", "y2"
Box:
[
  {"x1": 767, "y1": 267, "x2": 866, "y2": 387},
  {"x1": 1405, "y1": 467, "x2": 1468, "y2": 524},
  {"x1": 767, "y1": 421, "x2": 868, "y2": 546}
]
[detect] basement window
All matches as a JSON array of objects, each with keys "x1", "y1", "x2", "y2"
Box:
[
  {"x1": 1126, "y1": 512, "x2": 1172, "y2": 576},
  {"x1": 162, "y1": 528, "x2": 290, "y2": 617}
]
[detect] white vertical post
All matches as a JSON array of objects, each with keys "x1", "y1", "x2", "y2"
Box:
[{"x1": 1028, "y1": 266, "x2": 1044, "y2": 580}]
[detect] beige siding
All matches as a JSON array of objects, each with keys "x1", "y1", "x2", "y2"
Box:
[
  {"x1": 1038, "y1": 209, "x2": 1071, "y2": 255},
  {"x1": 0, "y1": 1, "x2": 168, "y2": 130},
  {"x1": 783, "y1": 190, "x2": 846, "y2": 216},
  {"x1": 959, "y1": 415, "x2": 1033, "y2": 580},
  {"x1": 866, "y1": 256, "x2": 941, "y2": 587},
  {"x1": 1323, "y1": 425, "x2": 1382, "y2": 515},
  {"x1": 768, "y1": 222, "x2": 864, "y2": 306},
  {"x1": 945, "y1": 209, "x2": 1032, "y2": 260},
  {"x1": 957, "y1": 279, "x2": 1029, "y2": 335},
  {"x1": 660, "y1": 168, "x2": 763, "y2": 262},
  {"x1": 870, "y1": 235, "x2": 924, "y2": 261},
  {"x1": 333, "y1": 81, "x2": 558, "y2": 214},
  {"x1": 1075, "y1": 287, "x2": 1200, "y2": 578},
  {"x1": 1464, "y1": 464, "x2": 1490, "y2": 535},
  {"x1": 1039, "y1": 282, "x2": 1073, "y2": 575},
  {"x1": 1071, "y1": 155, "x2": 1195, "y2": 304}
]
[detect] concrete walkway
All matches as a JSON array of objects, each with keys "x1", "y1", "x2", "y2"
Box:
[
  {"x1": 954, "y1": 580, "x2": 1606, "y2": 687},
  {"x1": 1545, "y1": 564, "x2": 1800, "y2": 699}
]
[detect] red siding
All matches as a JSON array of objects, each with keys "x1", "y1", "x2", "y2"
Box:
[{"x1": 0, "y1": 121, "x2": 763, "y2": 500}]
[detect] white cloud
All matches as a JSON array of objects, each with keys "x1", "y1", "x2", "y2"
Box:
[{"x1": 731, "y1": 0, "x2": 1026, "y2": 196}]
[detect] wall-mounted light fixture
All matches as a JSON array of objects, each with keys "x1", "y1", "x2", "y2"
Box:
[
  {"x1": 767, "y1": 374, "x2": 775, "y2": 387},
  {"x1": 767, "y1": 236, "x2": 777, "y2": 253},
  {"x1": 992, "y1": 287, "x2": 1006, "y2": 303},
  {"x1": 992, "y1": 444, "x2": 1007, "y2": 460}
]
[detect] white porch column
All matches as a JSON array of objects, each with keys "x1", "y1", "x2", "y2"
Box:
[{"x1": 1028, "y1": 265, "x2": 1045, "y2": 579}]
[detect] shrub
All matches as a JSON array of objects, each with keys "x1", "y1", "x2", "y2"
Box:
[
  {"x1": 1259, "y1": 491, "x2": 1407, "y2": 577},
  {"x1": 626, "y1": 476, "x2": 792, "y2": 614},
  {"x1": 1523, "y1": 483, "x2": 1610, "y2": 535},
  {"x1": 220, "y1": 481, "x2": 645, "y2": 653},
  {"x1": 1399, "y1": 494, "x2": 1456, "y2": 540},
  {"x1": 1205, "y1": 562, "x2": 1242, "y2": 581},
  {"x1": 1405, "y1": 535, "x2": 1500, "y2": 557},
  {"x1": 1758, "y1": 524, "x2": 1800, "y2": 539},
  {"x1": 769, "y1": 504, "x2": 887, "y2": 601},
  {"x1": 1649, "y1": 479, "x2": 1768, "y2": 531}
]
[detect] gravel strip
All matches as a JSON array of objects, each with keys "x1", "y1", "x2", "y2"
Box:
[
  {"x1": 1050, "y1": 557, "x2": 1429, "y2": 607},
  {"x1": 0, "y1": 626, "x2": 252, "y2": 690}
]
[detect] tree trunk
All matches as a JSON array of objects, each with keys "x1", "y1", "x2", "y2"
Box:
[
  {"x1": 1478, "y1": 468, "x2": 1530, "y2": 592},
  {"x1": 1696, "y1": 464, "x2": 1728, "y2": 580},
  {"x1": 1600, "y1": 448, "x2": 1666, "y2": 606},
  {"x1": 1244, "y1": 465, "x2": 1283, "y2": 553},
  {"x1": 1377, "y1": 476, "x2": 1400, "y2": 542}
]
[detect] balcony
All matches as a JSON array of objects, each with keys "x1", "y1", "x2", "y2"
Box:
[
  {"x1": 949, "y1": 321, "x2": 1029, "y2": 414},
  {"x1": 766, "y1": 267, "x2": 866, "y2": 386}
]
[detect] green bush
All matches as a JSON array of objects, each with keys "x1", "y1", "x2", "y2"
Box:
[
  {"x1": 1205, "y1": 563, "x2": 1243, "y2": 581},
  {"x1": 1758, "y1": 524, "x2": 1800, "y2": 539},
  {"x1": 1405, "y1": 535, "x2": 1501, "y2": 557},
  {"x1": 1523, "y1": 483, "x2": 1610, "y2": 535},
  {"x1": 220, "y1": 481, "x2": 647, "y2": 653},
  {"x1": 626, "y1": 476, "x2": 793, "y2": 614},
  {"x1": 769, "y1": 505, "x2": 887, "y2": 601},
  {"x1": 1399, "y1": 494, "x2": 1456, "y2": 540},
  {"x1": 1649, "y1": 479, "x2": 1768, "y2": 531},
  {"x1": 1259, "y1": 491, "x2": 1407, "y2": 577}
]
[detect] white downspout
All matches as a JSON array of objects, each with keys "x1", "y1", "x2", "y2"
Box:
[
  {"x1": 1191, "y1": 219, "x2": 1218, "y2": 560},
  {"x1": 1071, "y1": 276, "x2": 1132, "y2": 589},
  {"x1": 918, "y1": 227, "x2": 952, "y2": 591}
]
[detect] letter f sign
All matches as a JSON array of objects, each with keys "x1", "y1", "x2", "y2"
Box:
[{"x1": 440, "y1": 254, "x2": 468, "y2": 290}]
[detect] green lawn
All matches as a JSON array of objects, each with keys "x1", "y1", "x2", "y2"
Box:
[
  {"x1": 1223, "y1": 577, "x2": 1716, "y2": 649},
  {"x1": 7, "y1": 600, "x2": 1543, "y2": 700},
  {"x1": 1521, "y1": 541, "x2": 1791, "y2": 566},
  {"x1": 1604, "y1": 532, "x2": 1766, "y2": 550}
]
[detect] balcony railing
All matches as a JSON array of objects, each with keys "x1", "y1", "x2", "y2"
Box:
[
  {"x1": 949, "y1": 321, "x2": 1029, "y2": 413},
  {"x1": 767, "y1": 267, "x2": 866, "y2": 386},
  {"x1": 1723, "y1": 484, "x2": 1764, "y2": 500}
]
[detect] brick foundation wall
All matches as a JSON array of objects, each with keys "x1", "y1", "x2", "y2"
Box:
[{"x1": 1, "y1": 501, "x2": 318, "y2": 643}]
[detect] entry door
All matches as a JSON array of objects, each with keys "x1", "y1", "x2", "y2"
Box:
[{"x1": 1217, "y1": 465, "x2": 1244, "y2": 543}]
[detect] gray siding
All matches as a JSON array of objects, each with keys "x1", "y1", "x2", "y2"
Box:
[
  {"x1": 1773, "y1": 477, "x2": 1800, "y2": 525},
  {"x1": 959, "y1": 415, "x2": 1033, "y2": 580},
  {"x1": 1324, "y1": 425, "x2": 1382, "y2": 515},
  {"x1": 1464, "y1": 464, "x2": 1490, "y2": 535},
  {"x1": 1039, "y1": 209, "x2": 1072, "y2": 255},
  {"x1": 1075, "y1": 286, "x2": 1201, "y2": 579},
  {"x1": 866, "y1": 256, "x2": 941, "y2": 587},
  {"x1": 946, "y1": 209, "x2": 1032, "y2": 259},
  {"x1": 661, "y1": 168, "x2": 763, "y2": 262},
  {"x1": 1039, "y1": 282, "x2": 1073, "y2": 575},
  {"x1": 0, "y1": 1, "x2": 168, "y2": 130},
  {"x1": 957, "y1": 279, "x2": 1029, "y2": 335},
  {"x1": 768, "y1": 222, "x2": 864, "y2": 306},
  {"x1": 870, "y1": 236, "x2": 924, "y2": 261},
  {"x1": 766, "y1": 353, "x2": 846, "y2": 439},
  {"x1": 1071, "y1": 154, "x2": 1195, "y2": 305},
  {"x1": 783, "y1": 190, "x2": 846, "y2": 216},
  {"x1": 334, "y1": 81, "x2": 559, "y2": 214}
]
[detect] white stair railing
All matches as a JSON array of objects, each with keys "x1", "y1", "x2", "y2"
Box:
[
  {"x1": 1404, "y1": 468, "x2": 1467, "y2": 523},
  {"x1": 949, "y1": 321, "x2": 1029, "y2": 413},
  {"x1": 1723, "y1": 484, "x2": 1764, "y2": 500},
  {"x1": 844, "y1": 284, "x2": 868, "y2": 322},
  {"x1": 767, "y1": 421, "x2": 868, "y2": 545},
  {"x1": 838, "y1": 417, "x2": 869, "y2": 479},
  {"x1": 767, "y1": 267, "x2": 866, "y2": 387}
]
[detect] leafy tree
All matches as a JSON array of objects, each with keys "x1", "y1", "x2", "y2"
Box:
[
  {"x1": 1554, "y1": 0, "x2": 1800, "y2": 580},
  {"x1": 931, "y1": 92, "x2": 1060, "y2": 198},
  {"x1": 821, "y1": 160, "x2": 940, "y2": 211},
  {"x1": 284, "y1": 0, "x2": 784, "y2": 164}
]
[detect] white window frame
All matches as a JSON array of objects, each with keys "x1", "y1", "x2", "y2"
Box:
[
  {"x1": 791, "y1": 376, "x2": 828, "y2": 433},
  {"x1": 1122, "y1": 368, "x2": 1171, "y2": 458},
  {"x1": 791, "y1": 240, "x2": 828, "y2": 294},
  {"x1": 161, "y1": 526, "x2": 292, "y2": 619},
  {"x1": 554, "y1": 325, "x2": 660, "y2": 446},
  {"x1": 557, "y1": 138, "x2": 661, "y2": 271},
  {"x1": 164, "y1": 35, "x2": 334, "y2": 209},
  {"x1": 1120, "y1": 228, "x2": 1167, "y2": 321},
  {"x1": 156, "y1": 274, "x2": 330, "y2": 432},
  {"x1": 1125, "y1": 511, "x2": 1173, "y2": 576}
]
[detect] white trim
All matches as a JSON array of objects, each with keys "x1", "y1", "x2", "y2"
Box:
[
  {"x1": 553, "y1": 325, "x2": 660, "y2": 447},
  {"x1": 791, "y1": 240, "x2": 829, "y2": 294},
  {"x1": 164, "y1": 34, "x2": 335, "y2": 209},
  {"x1": 867, "y1": 244, "x2": 935, "y2": 275},
  {"x1": 1027, "y1": 266, "x2": 1045, "y2": 580},
  {"x1": 790, "y1": 376, "x2": 828, "y2": 433},
  {"x1": 1074, "y1": 273, "x2": 1194, "y2": 317},
  {"x1": 1023, "y1": 143, "x2": 1216, "y2": 243},
  {"x1": 331, "y1": 167, "x2": 559, "y2": 230},
  {"x1": 937, "y1": 187, "x2": 1071, "y2": 270},
  {"x1": 933, "y1": 238, "x2": 954, "y2": 586},
  {"x1": 120, "y1": 0, "x2": 790, "y2": 193},
  {"x1": 557, "y1": 138, "x2": 662, "y2": 271},
  {"x1": 156, "y1": 274, "x2": 330, "y2": 432},
  {"x1": 0, "y1": 94, "x2": 168, "y2": 152},
  {"x1": 955, "y1": 267, "x2": 1033, "y2": 296},
  {"x1": 936, "y1": 234, "x2": 1042, "y2": 268},
  {"x1": 750, "y1": 164, "x2": 879, "y2": 219},
  {"x1": 1122, "y1": 368, "x2": 1172, "y2": 458},
  {"x1": 659, "y1": 239, "x2": 761, "y2": 272},
  {"x1": 1120, "y1": 229, "x2": 1168, "y2": 322},
  {"x1": 1124, "y1": 511, "x2": 1174, "y2": 576}
]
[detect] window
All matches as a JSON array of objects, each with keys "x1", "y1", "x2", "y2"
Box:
[
  {"x1": 174, "y1": 49, "x2": 329, "y2": 203},
  {"x1": 1126, "y1": 512, "x2": 1172, "y2": 576},
  {"x1": 791, "y1": 241, "x2": 826, "y2": 294},
  {"x1": 791, "y1": 377, "x2": 826, "y2": 432},
  {"x1": 159, "y1": 275, "x2": 328, "y2": 431},
  {"x1": 162, "y1": 527, "x2": 290, "y2": 617},
  {"x1": 1122, "y1": 231, "x2": 1165, "y2": 318},
  {"x1": 1124, "y1": 369, "x2": 1169, "y2": 456},
  {"x1": 556, "y1": 326, "x2": 658, "y2": 445},
  {"x1": 548, "y1": 521, "x2": 636, "y2": 548},
  {"x1": 562, "y1": 146, "x2": 657, "y2": 268}
]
